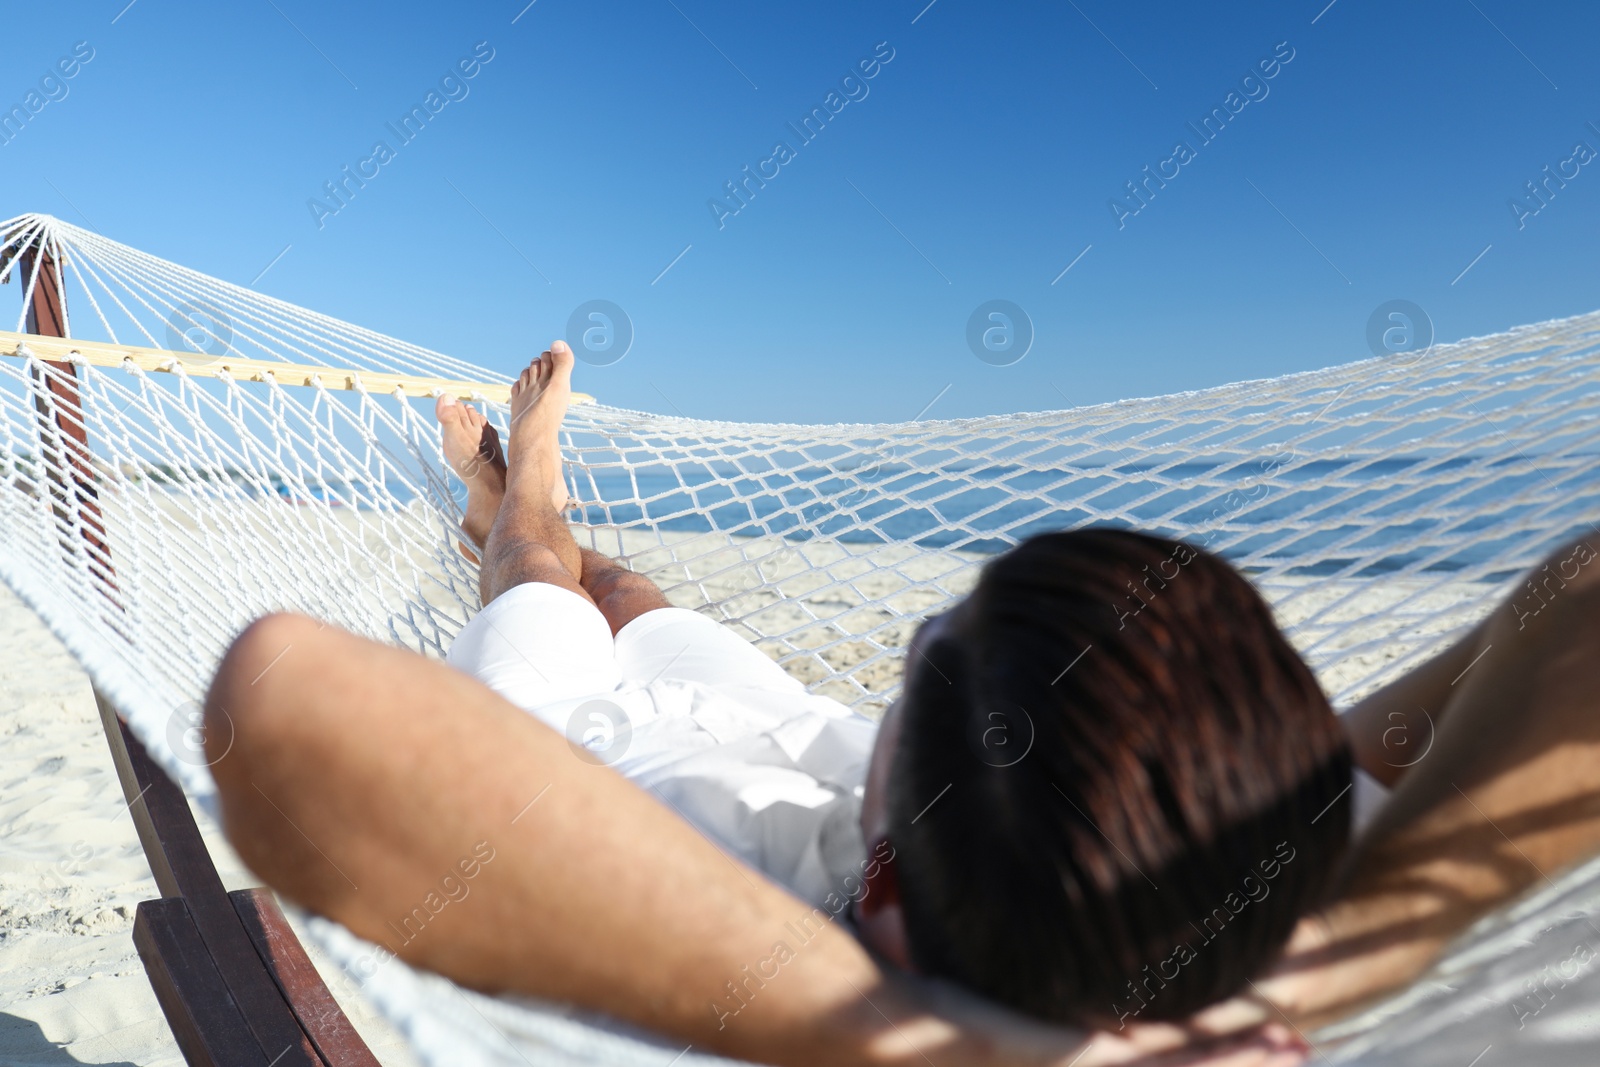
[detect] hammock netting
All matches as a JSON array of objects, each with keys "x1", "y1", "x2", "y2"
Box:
[{"x1": 4, "y1": 212, "x2": 1600, "y2": 1064}]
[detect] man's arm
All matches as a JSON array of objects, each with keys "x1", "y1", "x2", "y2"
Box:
[
  {"x1": 1340, "y1": 538, "x2": 1598, "y2": 790},
  {"x1": 1338, "y1": 616, "x2": 1489, "y2": 789},
  {"x1": 1258, "y1": 535, "x2": 1600, "y2": 1026},
  {"x1": 209, "y1": 613, "x2": 894, "y2": 1065}
]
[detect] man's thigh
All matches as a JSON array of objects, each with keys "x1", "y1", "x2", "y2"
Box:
[{"x1": 613, "y1": 607, "x2": 802, "y2": 693}]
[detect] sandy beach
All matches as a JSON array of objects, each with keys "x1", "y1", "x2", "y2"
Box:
[{"x1": 0, "y1": 582, "x2": 422, "y2": 1067}]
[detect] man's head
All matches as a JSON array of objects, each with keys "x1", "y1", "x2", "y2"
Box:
[{"x1": 857, "y1": 528, "x2": 1351, "y2": 1025}]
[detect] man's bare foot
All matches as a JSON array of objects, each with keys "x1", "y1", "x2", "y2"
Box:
[
  {"x1": 436, "y1": 394, "x2": 506, "y2": 555},
  {"x1": 507, "y1": 341, "x2": 573, "y2": 514}
]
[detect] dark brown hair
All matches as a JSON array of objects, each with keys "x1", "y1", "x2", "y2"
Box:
[{"x1": 886, "y1": 528, "x2": 1351, "y2": 1023}]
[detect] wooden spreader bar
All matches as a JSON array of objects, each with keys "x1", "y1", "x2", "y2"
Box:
[{"x1": 0, "y1": 328, "x2": 596, "y2": 405}]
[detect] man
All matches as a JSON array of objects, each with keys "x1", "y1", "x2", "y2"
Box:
[{"x1": 204, "y1": 342, "x2": 1600, "y2": 1065}]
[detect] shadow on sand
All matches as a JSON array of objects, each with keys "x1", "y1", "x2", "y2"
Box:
[{"x1": 0, "y1": 1010, "x2": 141, "y2": 1067}]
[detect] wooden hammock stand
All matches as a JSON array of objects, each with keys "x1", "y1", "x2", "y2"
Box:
[{"x1": 8, "y1": 239, "x2": 382, "y2": 1066}]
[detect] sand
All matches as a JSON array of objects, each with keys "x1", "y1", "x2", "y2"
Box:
[{"x1": 0, "y1": 583, "x2": 423, "y2": 1067}]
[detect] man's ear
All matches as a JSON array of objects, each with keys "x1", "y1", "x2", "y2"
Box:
[
  {"x1": 855, "y1": 836, "x2": 914, "y2": 970},
  {"x1": 858, "y1": 836, "x2": 901, "y2": 918}
]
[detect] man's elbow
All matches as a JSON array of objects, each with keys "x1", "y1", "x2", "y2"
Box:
[
  {"x1": 207, "y1": 612, "x2": 322, "y2": 764},
  {"x1": 204, "y1": 613, "x2": 340, "y2": 900}
]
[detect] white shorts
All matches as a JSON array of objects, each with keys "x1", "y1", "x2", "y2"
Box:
[
  {"x1": 445, "y1": 581, "x2": 806, "y2": 727},
  {"x1": 448, "y1": 581, "x2": 878, "y2": 908}
]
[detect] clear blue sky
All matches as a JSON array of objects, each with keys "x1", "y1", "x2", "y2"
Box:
[{"x1": 4, "y1": 0, "x2": 1598, "y2": 423}]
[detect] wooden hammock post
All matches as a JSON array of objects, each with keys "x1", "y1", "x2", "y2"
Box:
[
  {"x1": 15, "y1": 245, "x2": 113, "y2": 583},
  {"x1": 9, "y1": 236, "x2": 379, "y2": 1067}
]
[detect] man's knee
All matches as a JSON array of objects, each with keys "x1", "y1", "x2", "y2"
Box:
[
  {"x1": 590, "y1": 568, "x2": 670, "y2": 616},
  {"x1": 589, "y1": 566, "x2": 658, "y2": 602},
  {"x1": 588, "y1": 570, "x2": 670, "y2": 636}
]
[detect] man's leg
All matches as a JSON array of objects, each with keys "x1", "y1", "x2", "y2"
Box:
[
  {"x1": 434, "y1": 392, "x2": 507, "y2": 562},
  {"x1": 577, "y1": 546, "x2": 671, "y2": 635},
  {"x1": 436, "y1": 344, "x2": 672, "y2": 633},
  {"x1": 475, "y1": 343, "x2": 590, "y2": 606}
]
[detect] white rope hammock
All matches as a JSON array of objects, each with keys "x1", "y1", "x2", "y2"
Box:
[{"x1": 3, "y1": 212, "x2": 1599, "y2": 1065}]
